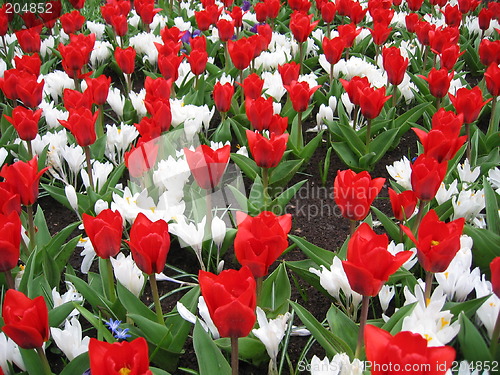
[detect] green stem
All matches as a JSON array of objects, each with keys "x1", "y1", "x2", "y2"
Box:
[
  {"x1": 149, "y1": 274, "x2": 165, "y2": 325},
  {"x1": 84, "y1": 146, "x2": 94, "y2": 191},
  {"x1": 349, "y1": 219, "x2": 357, "y2": 237},
  {"x1": 355, "y1": 295, "x2": 370, "y2": 359},
  {"x1": 298, "y1": 42, "x2": 304, "y2": 75},
  {"x1": 36, "y1": 347, "x2": 52, "y2": 375},
  {"x1": 466, "y1": 122, "x2": 471, "y2": 161},
  {"x1": 256, "y1": 276, "x2": 263, "y2": 301},
  {"x1": 412, "y1": 200, "x2": 427, "y2": 234},
  {"x1": 353, "y1": 105, "x2": 359, "y2": 130},
  {"x1": 424, "y1": 271, "x2": 433, "y2": 306},
  {"x1": 490, "y1": 308, "x2": 500, "y2": 358},
  {"x1": 392, "y1": 84, "x2": 397, "y2": 108},
  {"x1": 435, "y1": 96, "x2": 441, "y2": 111},
  {"x1": 4, "y1": 270, "x2": 15, "y2": 289},
  {"x1": 365, "y1": 118, "x2": 372, "y2": 145},
  {"x1": 27, "y1": 204, "x2": 36, "y2": 255},
  {"x1": 240, "y1": 70, "x2": 244, "y2": 107},
  {"x1": 27, "y1": 139, "x2": 33, "y2": 160},
  {"x1": 297, "y1": 111, "x2": 303, "y2": 149},
  {"x1": 105, "y1": 258, "x2": 117, "y2": 303},
  {"x1": 421, "y1": 45, "x2": 429, "y2": 74},
  {"x1": 487, "y1": 97, "x2": 497, "y2": 137},
  {"x1": 262, "y1": 167, "x2": 270, "y2": 208},
  {"x1": 231, "y1": 336, "x2": 239, "y2": 375},
  {"x1": 329, "y1": 60, "x2": 334, "y2": 88},
  {"x1": 96, "y1": 105, "x2": 104, "y2": 139}
]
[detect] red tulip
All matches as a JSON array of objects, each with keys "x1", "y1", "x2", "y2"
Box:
[
  {"x1": 124, "y1": 139, "x2": 159, "y2": 178},
  {"x1": 199, "y1": 266, "x2": 256, "y2": 338},
  {"x1": 234, "y1": 211, "x2": 292, "y2": 278},
  {"x1": 382, "y1": 46, "x2": 408, "y2": 86},
  {"x1": 82, "y1": 209, "x2": 123, "y2": 259},
  {"x1": 17, "y1": 74, "x2": 44, "y2": 108},
  {"x1": 334, "y1": 169, "x2": 385, "y2": 222},
  {"x1": 4, "y1": 106, "x2": 41, "y2": 141},
  {"x1": 420, "y1": 68, "x2": 454, "y2": 98},
  {"x1": 388, "y1": 188, "x2": 418, "y2": 221},
  {"x1": 227, "y1": 38, "x2": 255, "y2": 70},
  {"x1": 246, "y1": 130, "x2": 289, "y2": 169},
  {"x1": 184, "y1": 144, "x2": 231, "y2": 190},
  {"x1": 449, "y1": 86, "x2": 491, "y2": 124},
  {"x1": 429, "y1": 26, "x2": 459, "y2": 55},
  {"x1": 60, "y1": 10, "x2": 85, "y2": 34},
  {"x1": 288, "y1": 0, "x2": 311, "y2": 12},
  {"x1": 0, "y1": 182, "x2": 21, "y2": 216},
  {"x1": 412, "y1": 122, "x2": 466, "y2": 163},
  {"x1": 40, "y1": 0, "x2": 62, "y2": 28},
  {"x1": 439, "y1": 44, "x2": 463, "y2": 71},
  {"x1": 405, "y1": 13, "x2": 420, "y2": 33},
  {"x1": 342, "y1": 223, "x2": 412, "y2": 296},
  {"x1": 485, "y1": 63, "x2": 500, "y2": 97},
  {"x1": 145, "y1": 76, "x2": 172, "y2": 102},
  {"x1": 160, "y1": 26, "x2": 184, "y2": 43},
  {"x1": 85, "y1": 75, "x2": 111, "y2": 106},
  {"x1": 59, "y1": 108, "x2": 99, "y2": 147},
  {"x1": 268, "y1": 114, "x2": 289, "y2": 135},
  {"x1": 144, "y1": 98, "x2": 172, "y2": 132},
  {"x1": 245, "y1": 97, "x2": 274, "y2": 131},
  {"x1": 323, "y1": 36, "x2": 345, "y2": 65},
  {"x1": 0, "y1": 157, "x2": 49, "y2": 206},
  {"x1": 69, "y1": 0, "x2": 85, "y2": 9},
  {"x1": 127, "y1": 213, "x2": 170, "y2": 275},
  {"x1": 410, "y1": 154, "x2": 447, "y2": 202},
  {"x1": 227, "y1": 6, "x2": 243, "y2": 28},
  {"x1": 115, "y1": 46, "x2": 136, "y2": 75},
  {"x1": 195, "y1": 9, "x2": 213, "y2": 31},
  {"x1": 491, "y1": 257, "x2": 500, "y2": 298},
  {"x1": 347, "y1": 1, "x2": 367, "y2": 24},
  {"x1": 407, "y1": 0, "x2": 424, "y2": 11},
  {"x1": 255, "y1": 2, "x2": 268, "y2": 23},
  {"x1": 401, "y1": 210, "x2": 464, "y2": 273},
  {"x1": 63, "y1": 88, "x2": 93, "y2": 111},
  {"x1": 108, "y1": 15, "x2": 129, "y2": 37},
  {"x1": 290, "y1": 11, "x2": 319, "y2": 44},
  {"x1": 14, "y1": 53, "x2": 41, "y2": 76},
  {"x1": 478, "y1": 8, "x2": 493, "y2": 31},
  {"x1": 443, "y1": 5, "x2": 462, "y2": 28},
  {"x1": 241, "y1": 73, "x2": 264, "y2": 100},
  {"x1": 338, "y1": 22, "x2": 361, "y2": 48},
  {"x1": 369, "y1": 21, "x2": 392, "y2": 46},
  {"x1": 216, "y1": 19, "x2": 235, "y2": 42},
  {"x1": 364, "y1": 325, "x2": 455, "y2": 375},
  {"x1": 340, "y1": 76, "x2": 370, "y2": 106},
  {"x1": 135, "y1": 0, "x2": 162, "y2": 25},
  {"x1": 458, "y1": 0, "x2": 480, "y2": 14},
  {"x1": 284, "y1": 80, "x2": 321, "y2": 113},
  {"x1": 479, "y1": 39, "x2": 500, "y2": 67},
  {"x1": 158, "y1": 54, "x2": 183, "y2": 81},
  {"x1": 187, "y1": 49, "x2": 208, "y2": 75},
  {"x1": 358, "y1": 85, "x2": 391, "y2": 119},
  {"x1": 415, "y1": 20, "x2": 435, "y2": 46},
  {"x1": 89, "y1": 337, "x2": 152, "y2": 375},
  {"x1": 0, "y1": 6, "x2": 8, "y2": 36},
  {"x1": 278, "y1": 62, "x2": 300, "y2": 86},
  {"x1": 321, "y1": 2, "x2": 336, "y2": 23},
  {"x1": 15, "y1": 26, "x2": 42, "y2": 53},
  {"x1": 264, "y1": 0, "x2": 281, "y2": 19},
  {"x1": 1, "y1": 289, "x2": 49, "y2": 349},
  {"x1": 213, "y1": 82, "x2": 234, "y2": 113},
  {"x1": 0, "y1": 211, "x2": 21, "y2": 273}
]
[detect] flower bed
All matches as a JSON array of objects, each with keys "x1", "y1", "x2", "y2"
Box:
[{"x1": 0, "y1": 0, "x2": 499, "y2": 373}]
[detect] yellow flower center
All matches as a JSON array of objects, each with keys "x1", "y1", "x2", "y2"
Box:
[
  {"x1": 431, "y1": 240, "x2": 440, "y2": 246},
  {"x1": 119, "y1": 368, "x2": 132, "y2": 375}
]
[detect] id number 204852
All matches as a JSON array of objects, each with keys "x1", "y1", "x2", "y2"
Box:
[
  {"x1": 4, "y1": 2, "x2": 53, "y2": 14},
  {"x1": 451, "y1": 361, "x2": 499, "y2": 373}
]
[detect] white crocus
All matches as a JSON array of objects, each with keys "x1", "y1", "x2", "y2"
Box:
[
  {"x1": 476, "y1": 294, "x2": 500, "y2": 339},
  {"x1": 487, "y1": 167, "x2": 500, "y2": 194},
  {"x1": 309, "y1": 257, "x2": 362, "y2": 310},
  {"x1": 42, "y1": 70, "x2": 74, "y2": 103},
  {"x1": 0, "y1": 147, "x2": 8, "y2": 166},
  {"x1": 50, "y1": 317, "x2": 90, "y2": 361},
  {"x1": 310, "y1": 353, "x2": 364, "y2": 375},
  {"x1": 110, "y1": 253, "x2": 145, "y2": 297},
  {"x1": 177, "y1": 296, "x2": 219, "y2": 339},
  {"x1": 153, "y1": 155, "x2": 191, "y2": 198},
  {"x1": 77, "y1": 237, "x2": 96, "y2": 274},
  {"x1": 107, "y1": 87, "x2": 126, "y2": 119},
  {"x1": 39, "y1": 100, "x2": 69, "y2": 128},
  {"x1": 61, "y1": 144, "x2": 85, "y2": 177},
  {"x1": 52, "y1": 281, "x2": 84, "y2": 318},
  {"x1": 64, "y1": 185, "x2": 79, "y2": 213},
  {"x1": 261, "y1": 71, "x2": 286, "y2": 101},
  {"x1": 211, "y1": 215, "x2": 227, "y2": 247},
  {"x1": 105, "y1": 123, "x2": 139, "y2": 164},
  {"x1": 435, "y1": 236, "x2": 479, "y2": 301},
  {"x1": 402, "y1": 285, "x2": 460, "y2": 346},
  {"x1": 435, "y1": 180, "x2": 459, "y2": 205},
  {"x1": 387, "y1": 241, "x2": 418, "y2": 270},
  {"x1": 252, "y1": 307, "x2": 291, "y2": 374},
  {"x1": 90, "y1": 40, "x2": 113, "y2": 69},
  {"x1": 315, "y1": 104, "x2": 334, "y2": 130},
  {"x1": 457, "y1": 159, "x2": 480, "y2": 186},
  {"x1": 81, "y1": 160, "x2": 114, "y2": 192},
  {"x1": 386, "y1": 156, "x2": 412, "y2": 190},
  {"x1": 452, "y1": 189, "x2": 485, "y2": 222},
  {"x1": 111, "y1": 187, "x2": 156, "y2": 224},
  {"x1": 0, "y1": 332, "x2": 25, "y2": 374},
  {"x1": 169, "y1": 216, "x2": 207, "y2": 270},
  {"x1": 86, "y1": 21, "x2": 106, "y2": 40},
  {"x1": 378, "y1": 285, "x2": 395, "y2": 313}
]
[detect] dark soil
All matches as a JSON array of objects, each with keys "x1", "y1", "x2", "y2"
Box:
[{"x1": 38, "y1": 123, "x2": 419, "y2": 374}]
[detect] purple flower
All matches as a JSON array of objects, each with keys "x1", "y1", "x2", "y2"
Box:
[
  {"x1": 181, "y1": 30, "x2": 192, "y2": 44},
  {"x1": 242, "y1": 0, "x2": 251, "y2": 11}
]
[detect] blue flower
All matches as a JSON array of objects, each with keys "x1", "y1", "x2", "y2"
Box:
[
  {"x1": 114, "y1": 328, "x2": 131, "y2": 340},
  {"x1": 105, "y1": 319, "x2": 122, "y2": 333}
]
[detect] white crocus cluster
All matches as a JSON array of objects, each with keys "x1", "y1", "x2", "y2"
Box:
[
  {"x1": 177, "y1": 296, "x2": 220, "y2": 339},
  {"x1": 50, "y1": 317, "x2": 90, "y2": 361},
  {"x1": 105, "y1": 123, "x2": 139, "y2": 165},
  {"x1": 309, "y1": 257, "x2": 363, "y2": 311},
  {"x1": 0, "y1": 333, "x2": 25, "y2": 374},
  {"x1": 402, "y1": 285, "x2": 460, "y2": 346},
  {"x1": 387, "y1": 241, "x2": 418, "y2": 270},
  {"x1": 386, "y1": 156, "x2": 412, "y2": 190},
  {"x1": 435, "y1": 235, "x2": 481, "y2": 301},
  {"x1": 310, "y1": 353, "x2": 364, "y2": 375},
  {"x1": 475, "y1": 275, "x2": 499, "y2": 340},
  {"x1": 110, "y1": 253, "x2": 145, "y2": 297}
]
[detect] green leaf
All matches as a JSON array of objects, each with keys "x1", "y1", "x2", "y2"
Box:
[
  {"x1": 289, "y1": 235, "x2": 334, "y2": 267},
  {"x1": 230, "y1": 153, "x2": 259, "y2": 181},
  {"x1": 259, "y1": 263, "x2": 291, "y2": 315},
  {"x1": 19, "y1": 348, "x2": 46, "y2": 375},
  {"x1": 331, "y1": 142, "x2": 360, "y2": 170},
  {"x1": 73, "y1": 303, "x2": 116, "y2": 343},
  {"x1": 269, "y1": 159, "x2": 304, "y2": 187},
  {"x1": 300, "y1": 131, "x2": 324, "y2": 164},
  {"x1": 150, "y1": 368, "x2": 172, "y2": 375},
  {"x1": 483, "y1": 175, "x2": 500, "y2": 235},
  {"x1": 382, "y1": 303, "x2": 416, "y2": 335},
  {"x1": 336, "y1": 122, "x2": 366, "y2": 157},
  {"x1": 464, "y1": 226, "x2": 500, "y2": 276},
  {"x1": 59, "y1": 352, "x2": 90, "y2": 375},
  {"x1": 34, "y1": 207, "x2": 51, "y2": 250},
  {"x1": 49, "y1": 302, "x2": 77, "y2": 328},
  {"x1": 116, "y1": 281, "x2": 155, "y2": 322},
  {"x1": 371, "y1": 206, "x2": 400, "y2": 242},
  {"x1": 367, "y1": 128, "x2": 400, "y2": 165},
  {"x1": 193, "y1": 321, "x2": 232, "y2": 375},
  {"x1": 216, "y1": 337, "x2": 267, "y2": 364},
  {"x1": 326, "y1": 304, "x2": 358, "y2": 352},
  {"x1": 66, "y1": 274, "x2": 114, "y2": 315},
  {"x1": 457, "y1": 313, "x2": 493, "y2": 362},
  {"x1": 290, "y1": 301, "x2": 354, "y2": 358},
  {"x1": 128, "y1": 313, "x2": 173, "y2": 348},
  {"x1": 445, "y1": 296, "x2": 489, "y2": 321},
  {"x1": 270, "y1": 180, "x2": 307, "y2": 215}
]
